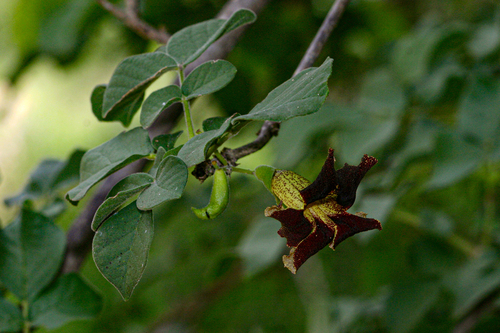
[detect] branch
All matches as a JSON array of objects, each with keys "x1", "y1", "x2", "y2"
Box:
[
  {"x1": 199, "y1": 0, "x2": 352, "y2": 175},
  {"x1": 62, "y1": 0, "x2": 271, "y2": 273},
  {"x1": 222, "y1": 120, "x2": 280, "y2": 163},
  {"x1": 294, "y1": 0, "x2": 351, "y2": 75},
  {"x1": 97, "y1": 0, "x2": 170, "y2": 44}
]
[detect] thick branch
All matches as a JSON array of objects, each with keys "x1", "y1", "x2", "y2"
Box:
[{"x1": 97, "y1": 0, "x2": 170, "y2": 44}]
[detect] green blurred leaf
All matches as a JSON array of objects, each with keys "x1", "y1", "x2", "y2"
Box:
[
  {"x1": 0, "y1": 297, "x2": 22, "y2": 332},
  {"x1": 386, "y1": 280, "x2": 440, "y2": 333},
  {"x1": 427, "y1": 131, "x2": 482, "y2": 189},
  {"x1": 177, "y1": 117, "x2": 233, "y2": 167},
  {"x1": 392, "y1": 21, "x2": 466, "y2": 85},
  {"x1": 30, "y1": 273, "x2": 102, "y2": 329},
  {"x1": 165, "y1": 9, "x2": 256, "y2": 66},
  {"x1": 447, "y1": 251, "x2": 500, "y2": 319},
  {"x1": 0, "y1": 208, "x2": 65, "y2": 301},
  {"x1": 92, "y1": 173, "x2": 154, "y2": 231},
  {"x1": 137, "y1": 156, "x2": 188, "y2": 210},
  {"x1": 408, "y1": 236, "x2": 462, "y2": 276},
  {"x1": 357, "y1": 68, "x2": 406, "y2": 117},
  {"x1": 38, "y1": 0, "x2": 99, "y2": 59},
  {"x1": 237, "y1": 218, "x2": 284, "y2": 277},
  {"x1": 11, "y1": 0, "x2": 67, "y2": 55},
  {"x1": 181, "y1": 60, "x2": 236, "y2": 99},
  {"x1": 468, "y1": 20, "x2": 500, "y2": 59},
  {"x1": 202, "y1": 117, "x2": 228, "y2": 132},
  {"x1": 140, "y1": 85, "x2": 182, "y2": 128},
  {"x1": 458, "y1": 73, "x2": 500, "y2": 143},
  {"x1": 93, "y1": 202, "x2": 153, "y2": 301},
  {"x1": 151, "y1": 131, "x2": 183, "y2": 151},
  {"x1": 102, "y1": 53, "x2": 178, "y2": 122},
  {"x1": 66, "y1": 127, "x2": 154, "y2": 204},
  {"x1": 419, "y1": 209, "x2": 454, "y2": 237},
  {"x1": 40, "y1": 198, "x2": 67, "y2": 220},
  {"x1": 5, "y1": 149, "x2": 84, "y2": 206},
  {"x1": 414, "y1": 60, "x2": 464, "y2": 104},
  {"x1": 234, "y1": 58, "x2": 333, "y2": 122}
]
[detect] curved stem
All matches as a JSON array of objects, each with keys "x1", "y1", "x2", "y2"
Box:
[
  {"x1": 232, "y1": 167, "x2": 254, "y2": 175},
  {"x1": 214, "y1": 150, "x2": 228, "y2": 166}
]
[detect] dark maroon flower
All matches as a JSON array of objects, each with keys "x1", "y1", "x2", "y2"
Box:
[{"x1": 265, "y1": 149, "x2": 381, "y2": 273}]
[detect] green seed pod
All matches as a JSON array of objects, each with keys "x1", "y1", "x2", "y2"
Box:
[{"x1": 192, "y1": 168, "x2": 229, "y2": 220}]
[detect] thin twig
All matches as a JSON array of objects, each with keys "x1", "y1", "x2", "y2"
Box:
[
  {"x1": 97, "y1": 0, "x2": 170, "y2": 44},
  {"x1": 222, "y1": 120, "x2": 280, "y2": 163},
  {"x1": 295, "y1": 0, "x2": 351, "y2": 75}
]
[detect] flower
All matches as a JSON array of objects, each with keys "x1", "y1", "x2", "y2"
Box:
[{"x1": 265, "y1": 148, "x2": 382, "y2": 273}]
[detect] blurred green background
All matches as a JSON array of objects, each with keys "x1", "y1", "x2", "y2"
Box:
[{"x1": 1, "y1": 0, "x2": 500, "y2": 332}]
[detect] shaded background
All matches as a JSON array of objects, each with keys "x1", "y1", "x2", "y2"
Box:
[{"x1": 1, "y1": 0, "x2": 500, "y2": 332}]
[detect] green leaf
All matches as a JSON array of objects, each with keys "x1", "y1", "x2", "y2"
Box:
[
  {"x1": 458, "y1": 74, "x2": 500, "y2": 143},
  {"x1": 0, "y1": 208, "x2": 65, "y2": 301},
  {"x1": 151, "y1": 131, "x2": 183, "y2": 151},
  {"x1": 92, "y1": 84, "x2": 145, "y2": 127},
  {"x1": 92, "y1": 173, "x2": 154, "y2": 231},
  {"x1": 391, "y1": 22, "x2": 467, "y2": 85},
  {"x1": 356, "y1": 68, "x2": 406, "y2": 117},
  {"x1": 447, "y1": 251, "x2": 500, "y2": 319},
  {"x1": 237, "y1": 218, "x2": 284, "y2": 277},
  {"x1": 427, "y1": 131, "x2": 482, "y2": 189},
  {"x1": 233, "y1": 58, "x2": 333, "y2": 122},
  {"x1": 181, "y1": 60, "x2": 236, "y2": 99},
  {"x1": 137, "y1": 156, "x2": 188, "y2": 210},
  {"x1": 30, "y1": 273, "x2": 102, "y2": 329},
  {"x1": 66, "y1": 127, "x2": 155, "y2": 204},
  {"x1": 140, "y1": 85, "x2": 182, "y2": 128},
  {"x1": 93, "y1": 202, "x2": 153, "y2": 301},
  {"x1": 202, "y1": 117, "x2": 228, "y2": 132},
  {"x1": 37, "y1": 0, "x2": 100, "y2": 59},
  {"x1": 177, "y1": 117, "x2": 233, "y2": 167},
  {"x1": 468, "y1": 20, "x2": 500, "y2": 59},
  {"x1": 40, "y1": 198, "x2": 67, "y2": 220},
  {"x1": 165, "y1": 9, "x2": 256, "y2": 66},
  {"x1": 386, "y1": 280, "x2": 440, "y2": 333},
  {"x1": 0, "y1": 297, "x2": 22, "y2": 332},
  {"x1": 148, "y1": 145, "x2": 182, "y2": 177},
  {"x1": 91, "y1": 84, "x2": 107, "y2": 121},
  {"x1": 102, "y1": 53, "x2": 178, "y2": 121},
  {"x1": 414, "y1": 60, "x2": 464, "y2": 104},
  {"x1": 254, "y1": 165, "x2": 276, "y2": 194},
  {"x1": 5, "y1": 149, "x2": 84, "y2": 206}
]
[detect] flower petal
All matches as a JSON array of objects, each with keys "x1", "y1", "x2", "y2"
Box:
[
  {"x1": 300, "y1": 148, "x2": 337, "y2": 205},
  {"x1": 335, "y1": 155, "x2": 378, "y2": 208},
  {"x1": 328, "y1": 212, "x2": 382, "y2": 249},
  {"x1": 282, "y1": 209, "x2": 336, "y2": 274},
  {"x1": 265, "y1": 206, "x2": 312, "y2": 247},
  {"x1": 271, "y1": 170, "x2": 311, "y2": 210}
]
